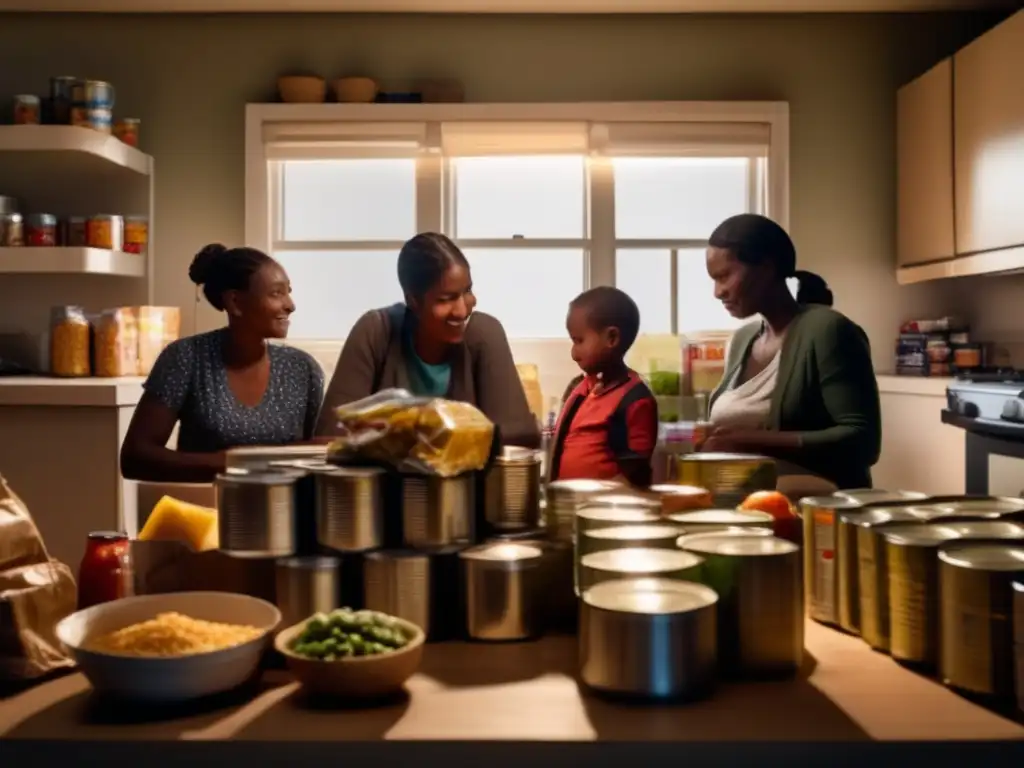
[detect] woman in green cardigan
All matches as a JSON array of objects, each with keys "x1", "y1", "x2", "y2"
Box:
[{"x1": 702, "y1": 214, "x2": 882, "y2": 491}]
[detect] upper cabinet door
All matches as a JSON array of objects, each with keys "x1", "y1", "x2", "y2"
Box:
[
  {"x1": 955, "y1": 10, "x2": 1024, "y2": 255},
  {"x1": 897, "y1": 59, "x2": 955, "y2": 267}
]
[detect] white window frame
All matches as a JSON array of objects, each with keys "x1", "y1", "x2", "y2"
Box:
[{"x1": 244, "y1": 101, "x2": 789, "y2": 344}]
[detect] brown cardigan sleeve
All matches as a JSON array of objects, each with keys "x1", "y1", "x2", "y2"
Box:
[
  {"x1": 314, "y1": 309, "x2": 388, "y2": 437},
  {"x1": 466, "y1": 313, "x2": 541, "y2": 449}
]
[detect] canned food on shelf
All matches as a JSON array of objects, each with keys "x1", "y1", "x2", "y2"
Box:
[
  {"x1": 114, "y1": 118, "x2": 141, "y2": 147},
  {"x1": 50, "y1": 76, "x2": 76, "y2": 124},
  {"x1": 61, "y1": 216, "x2": 88, "y2": 247},
  {"x1": 86, "y1": 214, "x2": 125, "y2": 251},
  {"x1": 0, "y1": 212, "x2": 24, "y2": 247},
  {"x1": 123, "y1": 216, "x2": 149, "y2": 254},
  {"x1": 12, "y1": 95, "x2": 40, "y2": 125},
  {"x1": 71, "y1": 79, "x2": 115, "y2": 110},
  {"x1": 24, "y1": 213, "x2": 58, "y2": 247},
  {"x1": 71, "y1": 106, "x2": 113, "y2": 134}
]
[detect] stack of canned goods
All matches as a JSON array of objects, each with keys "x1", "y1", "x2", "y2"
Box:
[{"x1": 8, "y1": 76, "x2": 141, "y2": 148}]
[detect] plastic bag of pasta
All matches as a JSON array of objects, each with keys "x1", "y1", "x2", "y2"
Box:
[{"x1": 328, "y1": 388, "x2": 495, "y2": 477}]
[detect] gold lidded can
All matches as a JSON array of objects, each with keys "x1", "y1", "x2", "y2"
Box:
[{"x1": 676, "y1": 452, "x2": 777, "y2": 508}]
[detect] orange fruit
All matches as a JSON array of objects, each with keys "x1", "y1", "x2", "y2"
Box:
[{"x1": 740, "y1": 490, "x2": 796, "y2": 520}]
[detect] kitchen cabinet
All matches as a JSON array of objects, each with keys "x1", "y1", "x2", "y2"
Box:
[
  {"x1": 897, "y1": 58, "x2": 955, "y2": 267},
  {"x1": 954, "y1": 10, "x2": 1024, "y2": 255}
]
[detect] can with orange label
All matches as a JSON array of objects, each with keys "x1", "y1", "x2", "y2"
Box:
[{"x1": 799, "y1": 495, "x2": 863, "y2": 627}]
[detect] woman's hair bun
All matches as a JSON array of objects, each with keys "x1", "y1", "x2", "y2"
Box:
[{"x1": 188, "y1": 243, "x2": 227, "y2": 285}]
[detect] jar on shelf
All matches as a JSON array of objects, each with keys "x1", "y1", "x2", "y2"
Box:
[
  {"x1": 50, "y1": 305, "x2": 91, "y2": 377},
  {"x1": 77, "y1": 531, "x2": 134, "y2": 610},
  {"x1": 86, "y1": 214, "x2": 124, "y2": 251},
  {"x1": 114, "y1": 118, "x2": 141, "y2": 148},
  {"x1": 123, "y1": 216, "x2": 148, "y2": 254},
  {"x1": 60, "y1": 216, "x2": 88, "y2": 247},
  {"x1": 94, "y1": 308, "x2": 139, "y2": 378},
  {"x1": 12, "y1": 94, "x2": 40, "y2": 125},
  {"x1": 0, "y1": 212, "x2": 23, "y2": 247},
  {"x1": 24, "y1": 213, "x2": 57, "y2": 247}
]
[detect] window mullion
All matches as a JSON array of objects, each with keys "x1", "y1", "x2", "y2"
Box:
[{"x1": 589, "y1": 155, "x2": 615, "y2": 289}]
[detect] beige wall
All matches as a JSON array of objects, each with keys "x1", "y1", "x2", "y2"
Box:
[{"x1": 0, "y1": 11, "x2": 1011, "y2": 370}]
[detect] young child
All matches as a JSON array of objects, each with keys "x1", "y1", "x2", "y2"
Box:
[{"x1": 548, "y1": 286, "x2": 659, "y2": 488}]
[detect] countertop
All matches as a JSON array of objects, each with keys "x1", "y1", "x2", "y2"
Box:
[
  {"x1": 874, "y1": 374, "x2": 951, "y2": 397},
  {"x1": 0, "y1": 373, "x2": 946, "y2": 408},
  {"x1": 0, "y1": 376, "x2": 145, "y2": 407},
  {"x1": 1, "y1": 620, "x2": 1021, "y2": 743}
]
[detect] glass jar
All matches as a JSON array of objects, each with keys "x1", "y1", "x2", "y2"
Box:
[
  {"x1": 50, "y1": 305, "x2": 91, "y2": 377},
  {"x1": 77, "y1": 531, "x2": 133, "y2": 610}
]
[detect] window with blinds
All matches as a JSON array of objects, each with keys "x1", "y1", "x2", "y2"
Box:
[{"x1": 253, "y1": 110, "x2": 781, "y2": 340}]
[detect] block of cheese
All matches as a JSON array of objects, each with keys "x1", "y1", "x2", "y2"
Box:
[{"x1": 137, "y1": 495, "x2": 219, "y2": 552}]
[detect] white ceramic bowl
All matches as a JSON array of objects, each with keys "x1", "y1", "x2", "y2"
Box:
[{"x1": 56, "y1": 591, "x2": 281, "y2": 703}]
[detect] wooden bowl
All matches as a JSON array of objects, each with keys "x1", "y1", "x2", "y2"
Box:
[
  {"x1": 333, "y1": 77, "x2": 378, "y2": 104},
  {"x1": 277, "y1": 75, "x2": 327, "y2": 104},
  {"x1": 274, "y1": 615, "x2": 425, "y2": 698}
]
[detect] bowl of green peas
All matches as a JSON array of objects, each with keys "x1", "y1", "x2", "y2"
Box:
[{"x1": 274, "y1": 607, "x2": 425, "y2": 698}]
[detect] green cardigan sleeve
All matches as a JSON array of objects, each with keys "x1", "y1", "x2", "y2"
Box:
[{"x1": 796, "y1": 314, "x2": 882, "y2": 468}]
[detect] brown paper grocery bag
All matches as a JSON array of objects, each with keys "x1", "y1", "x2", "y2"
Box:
[
  {"x1": 0, "y1": 475, "x2": 77, "y2": 680},
  {"x1": 131, "y1": 540, "x2": 277, "y2": 605}
]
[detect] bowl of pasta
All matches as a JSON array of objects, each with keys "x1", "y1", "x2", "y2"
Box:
[{"x1": 55, "y1": 591, "x2": 281, "y2": 703}]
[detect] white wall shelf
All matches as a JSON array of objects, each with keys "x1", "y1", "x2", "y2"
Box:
[
  {"x1": 0, "y1": 125, "x2": 152, "y2": 177},
  {"x1": 0, "y1": 247, "x2": 145, "y2": 277}
]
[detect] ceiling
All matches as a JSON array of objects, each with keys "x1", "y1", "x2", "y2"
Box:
[{"x1": 0, "y1": 0, "x2": 1016, "y2": 11}]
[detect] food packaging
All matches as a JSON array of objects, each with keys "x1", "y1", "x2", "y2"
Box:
[
  {"x1": 136, "y1": 306, "x2": 181, "y2": 375},
  {"x1": 0, "y1": 475, "x2": 78, "y2": 680},
  {"x1": 328, "y1": 388, "x2": 495, "y2": 477},
  {"x1": 49, "y1": 305, "x2": 91, "y2": 377},
  {"x1": 93, "y1": 307, "x2": 139, "y2": 377}
]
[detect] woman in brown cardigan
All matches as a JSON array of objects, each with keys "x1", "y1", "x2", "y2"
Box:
[{"x1": 314, "y1": 233, "x2": 541, "y2": 448}]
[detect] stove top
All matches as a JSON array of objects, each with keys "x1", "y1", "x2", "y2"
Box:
[
  {"x1": 947, "y1": 370, "x2": 1024, "y2": 427},
  {"x1": 953, "y1": 368, "x2": 1024, "y2": 385}
]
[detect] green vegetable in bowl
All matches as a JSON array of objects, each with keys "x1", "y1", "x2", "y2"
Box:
[{"x1": 289, "y1": 608, "x2": 411, "y2": 661}]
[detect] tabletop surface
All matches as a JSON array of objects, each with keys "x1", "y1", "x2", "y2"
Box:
[{"x1": 1, "y1": 619, "x2": 1022, "y2": 742}]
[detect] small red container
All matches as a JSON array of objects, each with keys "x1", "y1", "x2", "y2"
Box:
[{"x1": 77, "y1": 531, "x2": 133, "y2": 611}]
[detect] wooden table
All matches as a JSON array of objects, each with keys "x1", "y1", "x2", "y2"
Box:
[{"x1": 1, "y1": 620, "x2": 1022, "y2": 742}]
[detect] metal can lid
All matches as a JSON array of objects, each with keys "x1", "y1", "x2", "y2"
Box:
[
  {"x1": 939, "y1": 521, "x2": 1024, "y2": 539},
  {"x1": 585, "y1": 524, "x2": 681, "y2": 542},
  {"x1": 547, "y1": 478, "x2": 620, "y2": 495},
  {"x1": 676, "y1": 527, "x2": 774, "y2": 550},
  {"x1": 322, "y1": 465, "x2": 386, "y2": 479},
  {"x1": 799, "y1": 495, "x2": 862, "y2": 510},
  {"x1": 459, "y1": 542, "x2": 543, "y2": 563},
  {"x1": 649, "y1": 484, "x2": 711, "y2": 497},
  {"x1": 277, "y1": 555, "x2": 340, "y2": 571},
  {"x1": 883, "y1": 524, "x2": 962, "y2": 547},
  {"x1": 493, "y1": 446, "x2": 541, "y2": 466},
  {"x1": 216, "y1": 468, "x2": 302, "y2": 485},
  {"x1": 583, "y1": 577, "x2": 718, "y2": 614},
  {"x1": 577, "y1": 505, "x2": 660, "y2": 524},
  {"x1": 681, "y1": 534, "x2": 797, "y2": 557},
  {"x1": 836, "y1": 488, "x2": 928, "y2": 504},
  {"x1": 668, "y1": 508, "x2": 773, "y2": 525},
  {"x1": 922, "y1": 497, "x2": 1024, "y2": 515},
  {"x1": 365, "y1": 549, "x2": 428, "y2": 562},
  {"x1": 580, "y1": 547, "x2": 702, "y2": 574},
  {"x1": 849, "y1": 508, "x2": 924, "y2": 527},
  {"x1": 14, "y1": 94, "x2": 40, "y2": 104},
  {"x1": 938, "y1": 543, "x2": 1024, "y2": 571},
  {"x1": 681, "y1": 452, "x2": 771, "y2": 462},
  {"x1": 587, "y1": 493, "x2": 661, "y2": 511}
]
